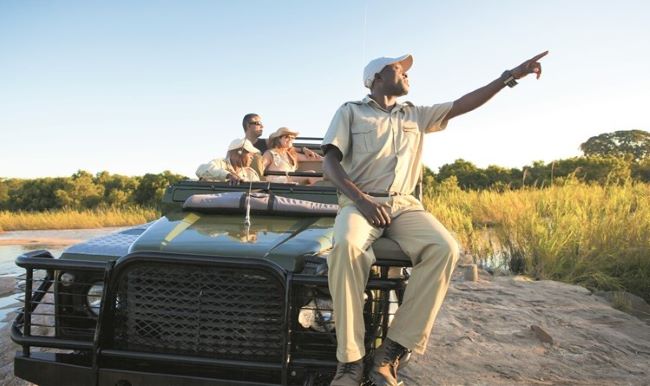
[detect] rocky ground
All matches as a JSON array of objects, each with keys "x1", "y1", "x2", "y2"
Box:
[
  {"x1": 402, "y1": 271, "x2": 650, "y2": 385},
  {"x1": 1, "y1": 269, "x2": 649, "y2": 385}
]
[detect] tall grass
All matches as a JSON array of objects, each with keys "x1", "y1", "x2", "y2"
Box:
[
  {"x1": 0, "y1": 207, "x2": 160, "y2": 231},
  {"x1": 2, "y1": 183, "x2": 648, "y2": 301},
  {"x1": 423, "y1": 180, "x2": 650, "y2": 302}
]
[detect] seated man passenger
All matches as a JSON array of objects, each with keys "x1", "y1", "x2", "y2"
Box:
[
  {"x1": 262, "y1": 127, "x2": 322, "y2": 184},
  {"x1": 241, "y1": 113, "x2": 267, "y2": 176},
  {"x1": 196, "y1": 138, "x2": 261, "y2": 184}
]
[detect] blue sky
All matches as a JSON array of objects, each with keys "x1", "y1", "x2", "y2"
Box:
[{"x1": 1, "y1": 0, "x2": 649, "y2": 178}]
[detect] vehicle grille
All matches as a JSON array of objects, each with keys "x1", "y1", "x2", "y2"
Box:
[
  {"x1": 291, "y1": 284, "x2": 399, "y2": 361},
  {"x1": 111, "y1": 262, "x2": 286, "y2": 362}
]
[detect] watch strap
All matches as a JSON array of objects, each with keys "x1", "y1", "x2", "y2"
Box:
[{"x1": 502, "y1": 70, "x2": 518, "y2": 88}]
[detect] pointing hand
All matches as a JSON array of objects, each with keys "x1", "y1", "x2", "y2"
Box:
[{"x1": 511, "y1": 51, "x2": 549, "y2": 80}]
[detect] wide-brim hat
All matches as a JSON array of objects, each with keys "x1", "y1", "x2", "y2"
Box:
[
  {"x1": 227, "y1": 138, "x2": 260, "y2": 154},
  {"x1": 268, "y1": 127, "x2": 300, "y2": 141},
  {"x1": 363, "y1": 54, "x2": 413, "y2": 89}
]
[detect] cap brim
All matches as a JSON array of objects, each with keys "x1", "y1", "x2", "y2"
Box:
[
  {"x1": 395, "y1": 54, "x2": 413, "y2": 72},
  {"x1": 243, "y1": 144, "x2": 261, "y2": 153},
  {"x1": 228, "y1": 139, "x2": 260, "y2": 153},
  {"x1": 364, "y1": 54, "x2": 414, "y2": 88}
]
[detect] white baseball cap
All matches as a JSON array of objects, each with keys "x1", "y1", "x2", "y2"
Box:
[
  {"x1": 227, "y1": 138, "x2": 260, "y2": 154},
  {"x1": 363, "y1": 54, "x2": 413, "y2": 89}
]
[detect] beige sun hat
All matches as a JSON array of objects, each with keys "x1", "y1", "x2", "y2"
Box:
[
  {"x1": 227, "y1": 138, "x2": 260, "y2": 154},
  {"x1": 268, "y1": 127, "x2": 300, "y2": 141},
  {"x1": 363, "y1": 54, "x2": 413, "y2": 88}
]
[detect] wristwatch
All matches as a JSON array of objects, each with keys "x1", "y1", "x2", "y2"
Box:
[{"x1": 501, "y1": 70, "x2": 518, "y2": 88}]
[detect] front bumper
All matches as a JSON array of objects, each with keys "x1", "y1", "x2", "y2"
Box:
[
  {"x1": 12, "y1": 251, "x2": 403, "y2": 386},
  {"x1": 15, "y1": 351, "x2": 277, "y2": 386}
]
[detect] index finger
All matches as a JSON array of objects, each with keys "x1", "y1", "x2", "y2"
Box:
[
  {"x1": 378, "y1": 206, "x2": 391, "y2": 227},
  {"x1": 529, "y1": 50, "x2": 549, "y2": 62}
]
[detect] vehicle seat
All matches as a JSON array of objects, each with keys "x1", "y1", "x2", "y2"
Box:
[
  {"x1": 372, "y1": 237, "x2": 412, "y2": 267},
  {"x1": 296, "y1": 159, "x2": 323, "y2": 173}
]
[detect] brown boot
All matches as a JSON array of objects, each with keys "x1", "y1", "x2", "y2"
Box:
[
  {"x1": 330, "y1": 358, "x2": 364, "y2": 386},
  {"x1": 368, "y1": 338, "x2": 408, "y2": 386}
]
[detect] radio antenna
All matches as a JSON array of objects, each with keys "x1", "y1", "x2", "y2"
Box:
[
  {"x1": 361, "y1": 0, "x2": 369, "y2": 65},
  {"x1": 244, "y1": 180, "x2": 252, "y2": 228}
]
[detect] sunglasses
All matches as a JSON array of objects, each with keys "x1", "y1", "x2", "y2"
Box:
[{"x1": 248, "y1": 121, "x2": 263, "y2": 126}]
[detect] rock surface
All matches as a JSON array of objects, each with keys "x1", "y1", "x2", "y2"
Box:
[
  {"x1": 402, "y1": 272, "x2": 650, "y2": 385},
  {"x1": 1, "y1": 271, "x2": 649, "y2": 385}
]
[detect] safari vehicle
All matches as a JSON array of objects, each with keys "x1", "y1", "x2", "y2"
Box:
[{"x1": 11, "y1": 138, "x2": 413, "y2": 386}]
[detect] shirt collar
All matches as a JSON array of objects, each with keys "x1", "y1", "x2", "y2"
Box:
[{"x1": 362, "y1": 95, "x2": 409, "y2": 113}]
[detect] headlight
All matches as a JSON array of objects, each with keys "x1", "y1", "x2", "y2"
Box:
[
  {"x1": 86, "y1": 282, "x2": 104, "y2": 316},
  {"x1": 59, "y1": 272, "x2": 75, "y2": 287},
  {"x1": 298, "y1": 298, "x2": 335, "y2": 333}
]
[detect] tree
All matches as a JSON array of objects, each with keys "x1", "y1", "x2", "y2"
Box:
[
  {"x1": 54, "y1": 170, "x2": 104, "y2": 209},
  {"x1": 580, "y1": 130, "x2": 650, "y2": 162},
  {"x1": 484, "y1": 165, "x2": 521, "y2": 190},
  {"x1": 421, "y1": 166, "x2": 437, "y2": 196},
  {"x1": 632, "y1": 158, "x2": 650, "y2": 183},
  {"x1": 553, "y1": 156, "x2": 631, "y2": 184},
  {"x1": 523, "y1": 160, "x2": 561, "y2": 187},
  {"x1": 96, "y1": 172, "x2": 139, "y2": 206},
  {"x1": 134, "y1": 171, "x2": 186, "y2": 207},
  {"x1": 10, "y1": 177, "x2": 67, "y2": 211},
  {"x1": 0, "y1": 179, "x2": 9, "y2": 209},
  {"x1": 437, "y1": 159, "x2": 490, "y2": 190}
]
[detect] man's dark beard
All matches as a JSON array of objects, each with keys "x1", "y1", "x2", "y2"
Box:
[
  {"x1": 388, "y1": 83, "x2": 408, "y2": 96},
  {"x1": 390, "y1": 86, "x2": 409, "y2": 96}
]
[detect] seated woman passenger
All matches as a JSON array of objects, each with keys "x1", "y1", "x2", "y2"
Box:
[
  {"x1": 196, "y1": 138, "x2": 261, "y2": 184},
  {"x1": 262, "y1": 127, "x2": 322, "y2": 184}
]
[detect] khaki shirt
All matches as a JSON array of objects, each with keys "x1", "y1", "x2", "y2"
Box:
[
  {"x1": 322, "y1": 96, "x2": 452, "y2": 194},
  {"x1": 195, "y1": 158, "x2": 260, "y2": 182}
]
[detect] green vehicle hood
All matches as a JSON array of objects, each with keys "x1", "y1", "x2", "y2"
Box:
[{"x1": 129, "y1": 211, "x2": 334, "y2": 272}]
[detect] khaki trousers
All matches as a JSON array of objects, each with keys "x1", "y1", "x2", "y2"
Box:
[{"x1": 328, "y1": 194, "x2": 459, "y2": 363}]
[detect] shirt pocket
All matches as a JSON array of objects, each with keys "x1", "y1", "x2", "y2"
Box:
[
  {"x1": 402, "y1": 124, "x2": 418, "y2": 134},
  {"x1": 351, "y1": 124, "x2": 378, "y2": 153},
  {"x1": 401, "y1": 123, "x2": 420, "y2": 146}
]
